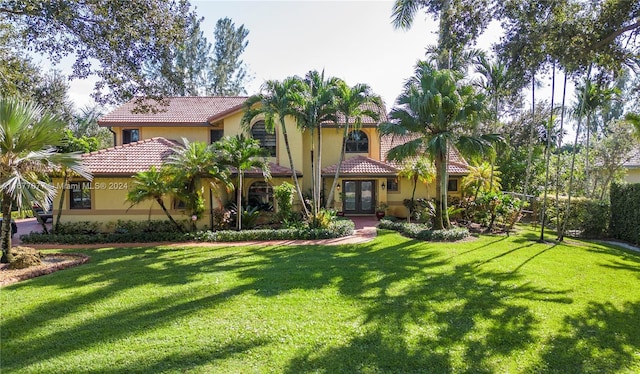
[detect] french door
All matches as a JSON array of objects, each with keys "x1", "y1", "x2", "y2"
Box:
[{"x1": 342, "y1": 180, "x2": 375, "y2": 214}]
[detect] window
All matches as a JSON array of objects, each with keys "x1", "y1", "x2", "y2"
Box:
[
  {"x1": 346, "y1": 130, "x2": 368, "y2": 153},
  {"x1": 248, "y1": 182, "x2": 274, "y2": 211},
  {"x1": 69, "y1": 181, "x2": 91, "y2": 209},
  {"x1": 210, "y1": 129, "x2": 224, "y2": 144},
  {"x1": 122, "y1": 129, "x2": 139, "y2": 144},
  {"x1": 386, "y1": 178, "x2": 399, "y2": 192},
  {"x1": 251, "y1": 121, "x2": 276, "y2": 157},
  {"x1": 447, "y1": 179, "x2": 458, "y2": 192}
]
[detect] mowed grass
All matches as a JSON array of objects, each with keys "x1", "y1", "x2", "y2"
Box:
[{"x1": 1, "y1": 228, "x2": 639, "y2": 373}]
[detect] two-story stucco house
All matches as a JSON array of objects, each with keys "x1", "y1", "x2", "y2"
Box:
[{"x1": 53, "y1": 96, "x2": 468, "y2": 228}]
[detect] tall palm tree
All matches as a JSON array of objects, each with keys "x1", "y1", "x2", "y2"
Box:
[
  {"x1": 242, "y1": 77, "x2": 310, "y2": 218},
  {"x1": 379, "y1": 61, "x2": 489, "y2": 229},
  {"x1": 0, "y1": 97, "x2": 91, "y2": 262},
  {"x1": 289, "y1": 70, "x2": 339, "y2": 217},
  {"x1": 398, "y1": 156, "x2": 435, "y2": 221},
  {"x1": 325, "y1": 80, "x2": 383, "y2": 209},
  {"x1": 126, "y1": 166, "x2": 183, "y2": 232},
  {"x1": 165, "y1": 138, "x2": 231, "y2": 231},
  {"x1": 214, "y1": 134, "x2": 271, "y2": 231}
]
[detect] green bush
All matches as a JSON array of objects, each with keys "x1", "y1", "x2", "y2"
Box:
[
  {"x1": 379, "y1": 219, "x2": 469, "y2": 242},
  {"x1": 274, "y1": 182, "x2": 295, "y2": 221},
  {"x1": 54, "y1": 221, "x2": 103, "y2": 235},
  {"x1": 20, "y1": 218, "x2": 356, "y2": 244},
  {"x1": 610, "y1": 183, "x2": 640, "y2": 245},
  {"x1": 537, "y1": 196, "x2": 610, "y2": 238}
]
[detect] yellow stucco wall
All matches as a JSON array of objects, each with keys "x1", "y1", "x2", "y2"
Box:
[
  {"x1": 51, "y1": 176, "x2": 226, "y2": 230},
  {"x1": 625, "y1": 168, "x2": 640, "y2": 184}
]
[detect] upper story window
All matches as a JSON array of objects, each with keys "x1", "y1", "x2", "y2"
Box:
[
  {"x1": 346, "y1": 130, "x2": 368, "y2": 153},
  {"x1": 251, "y1": 121, "x2": 276, "y2": 157},
  {"x1": 122, "y1": 129, "x2": 139, "y2": 144},
  {"x1": 69, "y1": 181, "x2": 91, "y2": 209},
  {"x1": 210, "y1": 129, "x2": 224, "y2": 144}
]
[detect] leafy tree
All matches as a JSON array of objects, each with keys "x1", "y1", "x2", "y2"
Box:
[
  {"x1": 127, "y1": 166, "x2": 183, "y2": 232},
  {"x1": 325, "y1": 80, "x2": 383, "y2": 209},
  {"x1": 391, "y1": 0, "x2": 495, "y2": 69},
  {"x1": 214, "y1": 135, "x2": 270, "y2": 231},
  {"x1": 242, "y1": 78, "x2": 309, "y2": 218},
  {"x1": 166, "y1": 139, "x2": 231, "y2": 231},
  {"x1": 208, "y1": 17, "x2": 250, "y2": 96},
  {"x1": 1, "y1": 0, "x2": 197, "y2": 104},
  {"x1": 380, "y1": 62, "x2": 490, "y2": 229},
  {"x1": 0, "y1": 97, "x2": 91, "y2": 263},
  {"x1": 71, "y1": 105, "x2": 113, "y2": 149}
]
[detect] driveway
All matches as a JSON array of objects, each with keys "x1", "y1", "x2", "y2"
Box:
[{"x1": 14, "y1": 218, "x2": 52, "y2": 246}]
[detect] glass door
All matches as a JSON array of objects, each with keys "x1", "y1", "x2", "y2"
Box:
[{"x1": 342, "y1": 180, "x2": 375, "y2": 214}]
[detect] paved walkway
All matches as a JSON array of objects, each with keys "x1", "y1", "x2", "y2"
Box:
[{"x1": 15, "y1": 216, "x2": 380, "y2": 248}]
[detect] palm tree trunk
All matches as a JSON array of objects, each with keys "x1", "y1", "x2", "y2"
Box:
[
  {"x1": 434, "y1": 150, "x2": 449, "y2": 230},
  {"x1": 585, "y1": 114, "x2": 592, "y2": 197},
  {"x1": 326, "y1": 121, "x2": 350, "y2": 209},
  {"x1": 540, "y1": 61, "x2": 556, "y2": 242},
  {"x1": 555, "y1": 73, "x2": 568, "y2": 231},
  {"x1": 521, "y1": 74, "x2": 536, "y2": 220},
  {"x1": 559, "y1": 65, "x2": 592, "y2": 241},
  {"x1": 237, "y1": 172, "x2": 243, "y2": 230},
  {"x1": 280, "y1": 115, "x2": 309, "y2": 218},
  {"x1": 156, "y1": 198, "x2": 183, "y2": 233},
  {"x1": 1, "y1": 192, "x2": 14, "y2": 263},
  {"x1": 309, "y1": 128, "x2": 317, "y2": 217},
  {"x1": 55, "y1": 171, "x2": 68, "y2": 233},
  {"x1": 316, "y1": 124, "x2": 322, "y2": 214}
]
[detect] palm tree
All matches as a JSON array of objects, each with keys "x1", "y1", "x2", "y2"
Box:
[
  {"x1": 165, "y1": 138, "x2": 231, "y2": 231},
  {"x1": 289, "y1": 70, "x2": 340, "y2": 217},
  {"x1": 462, "y1": 161, "x2": 501, "y2": 201},
  {"x1": 398, "y1": 156, "x2": 435, "y2": 221},
  {"x1": 214, "y1": 135, "x2": 271, "y2": 230},
  {"x1": 0, "y1": 97, "x2": 91, "y2": 263},
  {"x1": 242, "y1": 77, "x2": 310, "y2": 218},
  {"x1": 325, "y1": 80, "x2": 383, "y2": 209},
  {"x1": 126, "y1": 166, "x2": 184, "y2": 232},
  {"x1": 379, "y1": 61, "x2": 489, "y2": 229}
]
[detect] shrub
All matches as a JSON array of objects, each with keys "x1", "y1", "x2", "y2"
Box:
[
  {"x1": 54, "y1": 221, "x2": 103, "y2": 235},
  {"x1": 610, "y1": 183, "x2": 640, "y2": 245},
  {"x1": 211, "y1": 208, "x2": 233, "y2": 231},
  {"x1": 379, "y1": 219, "x2": 469, "y2": 242},
  {"x1": 537, "y1": 196, "x2": 609, "y2": 238},
  {"x1": 274, "y1": 182, "x2": 295, "y2": 221}
]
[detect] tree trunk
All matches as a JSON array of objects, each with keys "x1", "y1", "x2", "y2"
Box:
[
  {"x1": 156, "y1": 198, "x2": 184, "y2": 233},
  {"x1": 1, "y1": 192, "x2": 13, "y2": 263},
  {"x1": 540, "y1": 61, "x2": 556, "y2": 242},
  {"x1": 559, "y1": 65, "x2": 592, "y2": 241},
  {"x1": 237, "y1": 172, "x2": 243, "y2": 231},
  {"x1": 309, "y1": 128, "x2": 317, "y2": 217},
  {"x1": 55, "y1": 171, "x2": 68, "y2": 232},
  {"x1": 316, "y1": 124, "x2": 322, "y2": 214},
  {"x1": 521, "y1": 74, "x2": 536, "y2": 220},
  {"x1": 280, "y1": 115, "x2": 309, "y2": 218},
  {"x1": 434, "y1": 149, "x2": 449, "y2": 230},
  {"x1": 326, "y1": 121, "x2": 350, "y2": 209},
  {"x1": 555, "y1": 73, "x2": 568, "y2": 231}
]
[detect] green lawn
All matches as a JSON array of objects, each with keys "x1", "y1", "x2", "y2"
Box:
[{"x1": 2, "y1": 228, "x2": 639, "y2": 373}]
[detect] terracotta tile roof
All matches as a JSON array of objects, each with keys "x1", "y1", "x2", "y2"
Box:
[
  {"x1": 380, "y1": 134, "x2": 469, "y2": 175},
  {"x1": 322, "y1": 155, "x2": 399, "y2": 176},
  {"x1": 82, "y1": 137, "x2": 179, "y2": 175},
  {"x1": 98, "y1": 97, "x2": 248, "y2": 127},
  {"x1": 235, "y1": 163, "x2": 301, "y2": 177},
  {"x1": 323, "y1": 103, "x2": 389, "y2": 126}
]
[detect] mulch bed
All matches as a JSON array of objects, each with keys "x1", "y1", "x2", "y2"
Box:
[{"x1": 0, "y1": 253, "x2": 90, "y2": 287}]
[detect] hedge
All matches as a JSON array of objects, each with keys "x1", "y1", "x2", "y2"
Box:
[
  {"x1": 378, "y1": 219, "x2": 470, "y2": 242},
  {"x1": 534, "y1": 196, "x2": 610, "y2": 238},
  {"x1": 20, "y1": 219, "x2": 355, "y2": 245},
  {"x1": 610, "y1": 183, "x2": 640, "y2": 245}
]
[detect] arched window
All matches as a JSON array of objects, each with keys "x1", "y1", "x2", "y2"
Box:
[
  {"x1": 346, "y1": 130, "x2": 368, "y2": 153},
  {"x1": 251, "y1": 121, "x2": 276, "y2": 157},
  {"x1": 248, "y1": 181, "x2": 274, "y2": 211}
]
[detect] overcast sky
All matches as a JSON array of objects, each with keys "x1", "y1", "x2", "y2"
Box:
[{"x1": 49, "y1": 0, "x2": 506, "y2": 111}]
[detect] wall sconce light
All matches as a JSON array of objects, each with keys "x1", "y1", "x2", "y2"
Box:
[
  {"x1": 381, "y1": 182, "x2": 386, "y2": 190},
  {"x1": 337, "y1": 184, "x2": 340, "y2": 191}
]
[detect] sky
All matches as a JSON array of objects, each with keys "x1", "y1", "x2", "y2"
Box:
[{"x1": 53, "y1": 0, "x2": 504, "y2": 111}]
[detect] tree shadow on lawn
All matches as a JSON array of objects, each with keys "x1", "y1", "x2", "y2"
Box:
[
  {"x1": 223, "y1": 231, "x2": 572, "y2": 373},
  {"x1": 535, "y1": 301, "x2": 640, "y2": 373},
  {"x1": 585, "y1": 243, "x2": 640, "y2": 278},
  {"x1": 1, "y1": 245, "x2": 267, "y2": 372}
]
